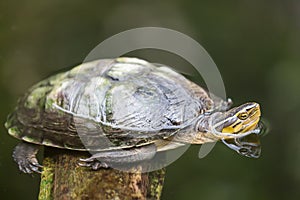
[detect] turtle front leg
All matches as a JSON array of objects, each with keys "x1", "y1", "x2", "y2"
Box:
[
  {"x1": 13, "y1": 142, "x2": 42, "y2": 173},
  {"x1": 79, "y1": 144, "x2": 157, "y2": 170}
]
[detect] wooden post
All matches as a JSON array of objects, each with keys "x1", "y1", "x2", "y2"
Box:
[{"x1": 38, "y1": 148, "x2": 165, "y2": 200}]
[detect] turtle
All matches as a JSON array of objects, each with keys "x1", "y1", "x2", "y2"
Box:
[{"x1": 5, "y1": 57, "x2": 262, "y2": 173}]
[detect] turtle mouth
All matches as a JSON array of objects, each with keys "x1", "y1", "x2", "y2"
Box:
[
  {"x1": 211, "y1": 120, "x2": 262, "y2": 139},
  {"x1": 209, "y1": 107, "x2": 262, "y2": 139}
]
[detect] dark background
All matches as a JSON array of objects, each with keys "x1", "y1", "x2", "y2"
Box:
[{"x1": 1, "y1": 0, "x2": 300, "y2": 199}]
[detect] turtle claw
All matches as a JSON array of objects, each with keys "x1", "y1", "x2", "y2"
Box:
[
  {"x1": 79, "y1": 157, "x2": 94, "y2": 163},
  {"x1": 16, "y1": 157, "x2": 43, "y2": 174},
  {"x1": 29, "y1": 159, "x2": 43, "y2": 173},
  {"x1": 78, "y1": 158, "x2": 109, "y2": 170},
  {"x1": 13, "y1": 142, "x2": 42, "y2": 174}
]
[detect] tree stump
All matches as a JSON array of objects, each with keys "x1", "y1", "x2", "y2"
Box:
[{"x1": 38, "y1": 148, "x2": 165, "y2": 200}]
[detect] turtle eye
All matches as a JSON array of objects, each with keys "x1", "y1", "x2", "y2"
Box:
[{"x1": 238, "y1": 112, "x2": 248, "y2": 120}]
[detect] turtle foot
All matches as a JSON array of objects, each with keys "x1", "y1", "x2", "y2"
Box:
[
  {"x1": 78, "y1": 158, "x2": 109, "y2": 170},
  {"x1": 13, "y1": 142, "x2": 42, "y2": 174}
]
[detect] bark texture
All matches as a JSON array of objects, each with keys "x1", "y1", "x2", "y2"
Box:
[{"x1": 38, "y1": 148, "x2": 165, "y2": 200}]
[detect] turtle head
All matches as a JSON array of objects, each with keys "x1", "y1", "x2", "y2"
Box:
[{"x1": 210, "y1": 102, "x2": 261, "y2": 138}]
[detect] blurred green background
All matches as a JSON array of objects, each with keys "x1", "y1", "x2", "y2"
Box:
[{"x1": 1, "y1": 0, "x2": 300, "y2": 199}]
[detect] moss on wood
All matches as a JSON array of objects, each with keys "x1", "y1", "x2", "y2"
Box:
[{"x1": 38, "y1": 148, "x2": 165, "y2": 200}]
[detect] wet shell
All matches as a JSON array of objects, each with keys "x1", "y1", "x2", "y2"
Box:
[{"x1": 5, "y1": 57, "x2": 214, "y2": 151}]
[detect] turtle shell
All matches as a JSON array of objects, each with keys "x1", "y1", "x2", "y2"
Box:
[{"x1": 5, "y1": 57, "x2": 214, "y2": 151}]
